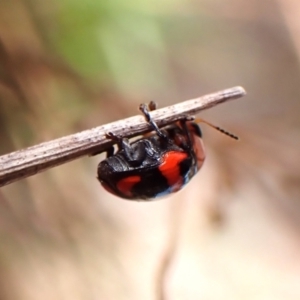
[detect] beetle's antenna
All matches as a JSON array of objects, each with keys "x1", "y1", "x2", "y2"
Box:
[{"x1": 194, "y1": 118, "x2": 239, "y2": 140}]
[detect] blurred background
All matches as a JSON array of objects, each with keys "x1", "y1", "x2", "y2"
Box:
[{"x1": 0, "y1": 0, "x2": 300, "y2": 299}]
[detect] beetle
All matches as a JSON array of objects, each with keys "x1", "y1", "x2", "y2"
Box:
[{"x1": 97, "y1": 101, "x2": 238, "y2": 200}]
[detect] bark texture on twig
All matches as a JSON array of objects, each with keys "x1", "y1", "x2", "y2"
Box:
[{"x1": 0, "y1": 86, "x2": 246, "y2": 187}]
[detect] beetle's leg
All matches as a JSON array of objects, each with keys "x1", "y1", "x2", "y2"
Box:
[
  {"x1": 178, "y1": 116, "x2": 198, "y2": 151},
  {"x1": 139, "y1": 103, "x2": 168, "y2": 140},
  {"x1": 148, "y1": 101, "x2": 157, "y2": 111},
  {"x1": 89, "y1": 134, "x2": 117, "y2": 157},
  {"x1": 105, "y1": 132, "x2": 127, "y2": 151},
  {"x1": 105, "y1": 146, "x2": 115, "y2": 158},
  {"x1": 90, "y1": 130, "x2": 126, "y2": 157},
  {"x1": 106, "y1": 132, "x2": 146, "y2": 165}
]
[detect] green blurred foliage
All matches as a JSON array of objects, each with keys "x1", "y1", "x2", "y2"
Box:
[{"x1": 54, "y1": 0, "x2": 170, "y2": 94}]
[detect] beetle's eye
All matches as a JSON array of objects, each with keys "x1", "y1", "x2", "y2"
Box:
[{"x1": 190, "y1": 123, "x2": 202, "y2": 138}]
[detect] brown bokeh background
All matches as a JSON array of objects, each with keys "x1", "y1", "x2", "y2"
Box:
[{"x1": 0, "y1": 0, "x2": 300, "y2": 299}]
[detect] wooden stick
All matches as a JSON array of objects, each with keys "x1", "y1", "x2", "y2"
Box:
[{"x1": 0, "y1": 86, "x2": 246, "y2": 187}]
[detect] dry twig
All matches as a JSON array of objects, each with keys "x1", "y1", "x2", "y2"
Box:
[{"x1": 0, "y1": 86, "x2": 246, "y2": 187}]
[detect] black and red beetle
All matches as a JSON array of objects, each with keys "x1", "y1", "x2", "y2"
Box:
[{"x1": 97, "y1": 102, "x2": 237, "y2": 200}]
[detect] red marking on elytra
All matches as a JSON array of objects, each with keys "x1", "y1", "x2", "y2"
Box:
[
  {"x1": 158, "y1": 151, "x2": 187, "y2": 187},
  {"x1": 116, "y1": 175, "x2": 141, "y2": 197}
]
